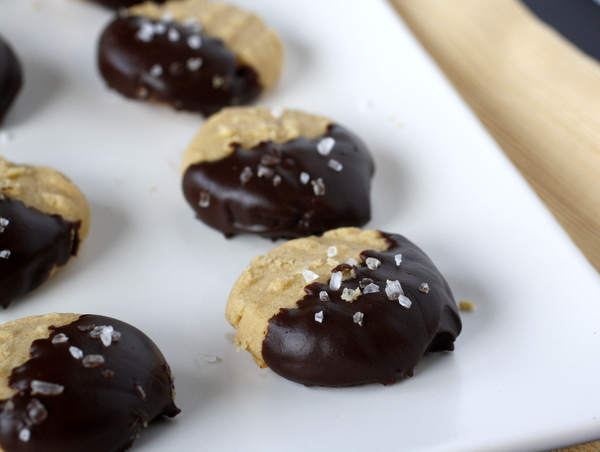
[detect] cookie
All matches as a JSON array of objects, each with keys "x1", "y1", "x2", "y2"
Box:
[
  {"x1": 98, "y1": 0, "x2": 284, "y2": 116},
  {"x1": 182, "y1": 107, "x2": 375, "y2": 239},
  {"x1": 226, "y1": 227, "x2": 462, "y2": 386},
  {"x1": 0, "y1": 36, "x2": 22, "y2": 126},
  {"x1": 0, "y1": 156, "x2": 90, "y2": 308},
  {"x1": 0, "y1": 313, "x2": 180, "y2": 451}
]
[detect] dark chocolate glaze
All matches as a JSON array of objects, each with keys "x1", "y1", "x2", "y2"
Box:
[
  {"x1": 98, "y1": 15, "x2": 261, "y2": 116},
  {"x1": 89, "y1": 0, "x2": 166, "y2": 10},
  {"x1": 182, "y1": 124, "x2": 375, "y2": 239},
  {"x1": 262, "y1": 232, "x2": 462, "y2": 386},
  {"x1": 0, "y1": 35, "x2": 22, "y2": 125},
  {"x1": 0, "y1": 196, "x2": 81, "y2": 309},
  {"x1": 0, "y1": 315, "x2": 180, "y2": 452}
]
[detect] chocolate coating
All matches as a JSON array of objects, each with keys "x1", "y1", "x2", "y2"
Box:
[
  {"x1": 89, "y1": 0, "x2": 166, "y2": 9},
  {"x1": 182, "y1": 124, "x2": 375, "y2": 239},
  {"x1": 98, "y1": 15, "x2": 261, "y2": 116},
  {"x1": 262, "y1": 232, "x2": 461, "y2": 386},
  {"x1": 0, "y1": 315, "x2": 180, "y2": 452},
  {"x1": 0, "y1": 35, "x2": 22, "y2": 125},
  {"x1": 0, "y1": 197, "x2": 81, "y2": 309}
]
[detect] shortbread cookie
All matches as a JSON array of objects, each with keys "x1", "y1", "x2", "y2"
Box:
[
  {"x1": 182, "y1": 107, "x2": 375, "y2": 239},
  {"x1": 0, "y1": 313, "x2": 180, "y2": 451},
  {"x1": 226, "y1": 227, "x2": 462, "y2": 386},
  {"x1": 0, "y1": 36, "x2": 22, "y2": 126},
  {"x1": 0, "y1": 157, "x2": 90, "y2": 308},
  {"x1": 98, "y1": 0, "x2": 284, "y2": 116}
]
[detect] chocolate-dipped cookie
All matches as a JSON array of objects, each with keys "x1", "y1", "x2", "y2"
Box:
[
  {"x1": 0, "y1": 36, "x2": 22, "y2": 126},
  {"x1": 97, "y1": 0, "x2": 284, "y2": 116},
  {"x1": 182, "y1": 107, "x2": 375, "y2": 239},
  {"x1": 226, "y1": 227, "x2": 462, "y2": 386},
  {"x1": 0, "y1": 313, "x2": 180, "y2": 451},
  {"x1": 0, "y1": 157, "x2": 90, "y2": 308}
]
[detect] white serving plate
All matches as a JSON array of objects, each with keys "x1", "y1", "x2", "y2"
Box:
[{"x1": 1, "y1": 0, "x2": 600, "y2": 451}]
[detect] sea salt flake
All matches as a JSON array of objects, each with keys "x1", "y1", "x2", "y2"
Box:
[
  {"x1": 329, "y1": 271, "x2": 342, "y2": 291},
  {"x1": 260, "y1": 154, "x2": 280, "y2": 166},
  {"x1": 0, "y1": 217, "x2": 9, "y2": 232},
  {"x1": 134, "y1": 383, "x2": 147, "y2": 402},
  {"x1": 27, "y1": 398, "x2": 48, "y2": 425},
  {"x1": 167, "y1": 27, "x2": 180, "y2": 41},
  {"x1": 18, "y1": 428, "x2": 30, "y2": 442},
  {"x1": 302, "y1": 269, "x2": 319, "y2": 283},
  {"x1": 327, "y1": 159, "x2": 343, "y2": 172},
  {"x1": 30, "y1": 380, "x2": 64, "y2": 396},
  {"x1": 394, "y1": 253, "x2": 402, "y2": 267},
  {"x1": 82, "y1": 354, "x2": 105, "y2": 368},
  {"x1": 327, "y1": 246, "x2": 337, "y2": 257},
  {"x1": 363, "y1": 283, "x2": 380, "y2": 294},
  {"x1": 257, "y1": 165, "x2": 274, "y2": 178},
  {"x1": 385, "y1": 279, "x2": 403, "y2": 301},
  {"x1": 299, "y1": 172, "x2": 310, "y2": 185},
  {"x1": 353, "y1": 311, "x2": 364, "y2": 326},
  {"x1": 149, "y1": 64, "x2": 163, "y2": 77},
  {"x1": 69, "y1": 346, "x2": 84, "y2": 360},
  {"x1": 186, "y1": 57, "x2": 203, "y2": 71},
  {"x1": 272, "y1": 175, "x2": 282, "y2": 186},
  {"x1": 311, "y1": 178, "x2": 325, "y2": 196},
  {"x1": 153, "y1": 22, "x2": 167, "y2": 34},
  {"x1": 365, "y1": 257, "x2": 381, "y2": 270},
  {"x1": 319, "y1": 291, "x2": 330, "y2": 302},
  {"x1": 398, "y1": 294, "x2": 412, "y2": 308},
  {"x1": 314, "y1": 311, "x2": 324, "y2": 323},
  {"x1": 136, "y1": 22, "x2": 155, "y2": 42},
  {"x1": 317, "y1": 137, "x2": 335, "y2": 156},
  {"x1": 346, "y1": 258, "x2": 358, "y2": 266},
  {"x1": 240, "y1": 166, "x2": 253, "y2": 184},
  {"x1": 100, "y1": 325, "x2": 114, "y2": 347},
  {"x1": 0, "y1": 249, "x2": 10, "y2": 259},
  {"x1": 51, "y1": 333, "x2": 68, "y2": 344},
  {"x1": 419, "y1": 282, "x2": 430, "y2": 294},
  {"x1": 198, "y1": 191, "x2": 211, "y2": 208},
  {"x1": 359, "y1": 278, "x2": 373, "y2": 288},
  {"x1": 187, "y1": 34, "x2": 202, "y2": 49}
]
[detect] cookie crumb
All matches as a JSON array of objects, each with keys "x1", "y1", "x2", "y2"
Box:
[{"x1": 459, "y1": 300, "x2": 474, "y2": 311}]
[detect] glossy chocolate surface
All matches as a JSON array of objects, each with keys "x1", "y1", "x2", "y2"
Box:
[
  {"x1": 0, "y1": 35, "x2": 22, "y2": 125},
  {"x1": 262, "y1": 232, "x2": 462, "y2": 386},
  {"x1": 0, "y1": 197, "x2": 81, "y2": 308},
  {"x1": 182, "y1": 124, "x2": 375, "y2": 239},
  {"x1": 98, "y1": 15, "x2": 261, "y2": 116},
  {"x1": 0, "y1": 315, "x2": 180, "y2": 452}
]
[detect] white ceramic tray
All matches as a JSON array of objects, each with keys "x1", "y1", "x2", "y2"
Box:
[{"x1": 1, "y1": 0, "x2": 600, "y2": 451}]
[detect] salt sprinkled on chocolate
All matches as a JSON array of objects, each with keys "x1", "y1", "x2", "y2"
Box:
[
  {"x1": 272, "y1": 175, "x2": 282, "y2": 186},
  {"x1": 314, "y1": 311, "x2": 324, "y2": 323},
  {"x1": 0, "y1": 250, "x2": 10, "y2": 259},
  {"x1": 240, "y1": 166, "x2": 253, "y2": 184},
  {"x1": 329, "y1": 271, "x2": 342, "y2": 290},
  {"x1": 365, "y1": 257, "x2": 381, "y2": 270},
  {"x1": 136, "y1": 22, "x2": 154, "y2": 42},
  {"x1": 385, "y1": 279, "x2": 403, "y2": 301},
  {"x1": 134, "y1": 383, "x2": 147, "y2": 402},
  {"x1": 26, "y1": 398, "x2": 48, "y2": 425},
  {"x1": 51, "y1": 333, "x2": 68, "y2": 344},
  {"x1": 353, "y1": 311, "x2": 364, "y2": 326},
  {"x1": 359, "y1": 277, "x2": 373, "y2": 288},
  {"x1": 69, "y1": 346, "x2": 84, "y2": 360},
  {"x1": 187, "y1": 34, "x2": 202, "y2": 49},
  {"x1": 167, "y1": 27, "x2": 180, "y2": 42},
  {"x1": 0, "y1": 217, "x2": 8, "y2": 232},
  {"x1": 100, "y1": 325, "x2": 115, "y2": 347},
  {"x1": 317, "y1": 137, "x2": 335, "y2": 156},
  {"x1": 319, "y1": 291, "x2": 330, "y2": 302},
  {"x1": 30, "y1": 380, "x2": 64, "y2": 396},
  {"x1": 398, "y1": 295, "x2": 412, "y2": 308},
  {"x1": 82, "y1": 354, "x2": 105, "y2": 369},
  {"x1": 311, "y1": 178, "x2": 326, "y2": 196},
  {"x1": 327, "y1": 159, "x2": 343, "y2": 172},
  {"x1": 419, "y1": 282, "x2": 430, "y2": 294},
  {"x1": 186, "y1": 57, "x2": 203, "y2": 71},
  {"x1": 149, "y1": 64, "x2": 163, "y2": 77},
  {"x1": 199, "y1": 191, "x2": 210, "y2": 208},
  {"x1": 302, "y1": 269, "x2": 319, "y2": 283},
  {"x1": 18, "y1": 428, "x2": 30, "y2": 442},
  {"x1": 257, "y1": 165, "x2": 274, "y2": 178},
  {"x1": 394, "y1": 253, "x2": 402, "y2": 267},
  {"x1": 299, "y1": 172, "x2": 310, "y2": 185},
  {"x1": 363, "y1": 283, "x2": 380, "y2": 294}
]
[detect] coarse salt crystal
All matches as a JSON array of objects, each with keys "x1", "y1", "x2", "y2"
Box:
[
  {"x1": 327, "y1": 246, "x2": 337, "y2": 257},
  {"x1": 257, "y1": 165, "x2": 274, "y2": 178},
  {"x1": 18, "y1": 428, "x2": 30, "y2": 442},
  {"x1": 329, "y1": 271, "x2": 342, "y2": 290},
  {"x1": 100, "y1": 325, "x2": 114, "y2": 347},
  {"x1": 385, "y1": 279, "x2": 403, "y2": 301},
  {"x1": 0, "y1": 217, "x2": 8, "y2": 232},
  {"x1": 153, "y1": 22, "x2": 167, "y2": 34},
  {"x1": 398, "y1": 294, "x2": 412, "y2": 308},
  {"x1": 365, "y1": 257, "x2": 381, "y2": 270},
  {"x1": 314, "y1": 311, "x2": 324, "y2": 323},
  {"x1": 69, "y1": 346, "x2": 84, "y2": 360},
  {"x1": 51, "y1": 333, "x2": 68, "y2": 344},
  {"x1": 149, "y1": 64, "x2": 163, "y2": 77},
  {"x1": 311, "y1": 178, "x2": 326, "y2": 196},
  {"x1": 353, "y1": 311, "x2": 364, "y2": 326},
  {"x1": 394, "y1": 254, "x2": 402, "y2": 267},
  {"x1": 136, "y1": 22, "x2": 154, "y2": 42},
  {"x1": 319, "y1": 291, "x2": 330, "y2": 302},
  {"x1": 327, "y1": 159, "x2": 343, "y2": 172},
  {"x1": 198, "y1": 191, "x2": 210, "y2": 208},
  {"x1": 272, "y1": 175, "x2": 282, "y2": 186},
  {"x1": 419, "y1": 282, "x2": 430, "y2": 293},
  {"x1": 317, "y1": 137, "x2": 335, "y2": 156},
  {"x1": 302, "y1": 269, "x2": 319, "y2": 283},
  {"x1": 187, "y1": 34, "x2": 202, "y2": 49},
  {"x1": 30, "y1": 380, "x2": 64, "y2": 396},
  {"x1": 82, "y1": 354, "x2": 105, "y2": 368},
  {"x1": 363, "y1": 283, "x2": 380, "y2": 294},
  {"x1": 27, "y1": 398, "x2": 48, "y2": 425},
  {"x1": 299, "y1": 172, "x2": 310, "y2": 185},
  {"x1": 167, "y1": 27, "x2": 180, "y2": 41},
  {"x1": 186, "y1": 57, "x2": 203, "y2": 71},
  {"x1": 240, "y1": 166, "x2": 253, "y2": 184},
  {"x1": 134, "y1": 383, "x2": 147, "y2": 402},
  {"x1": 0, "y1": 250, "x2": 10, "y2": 259}
]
